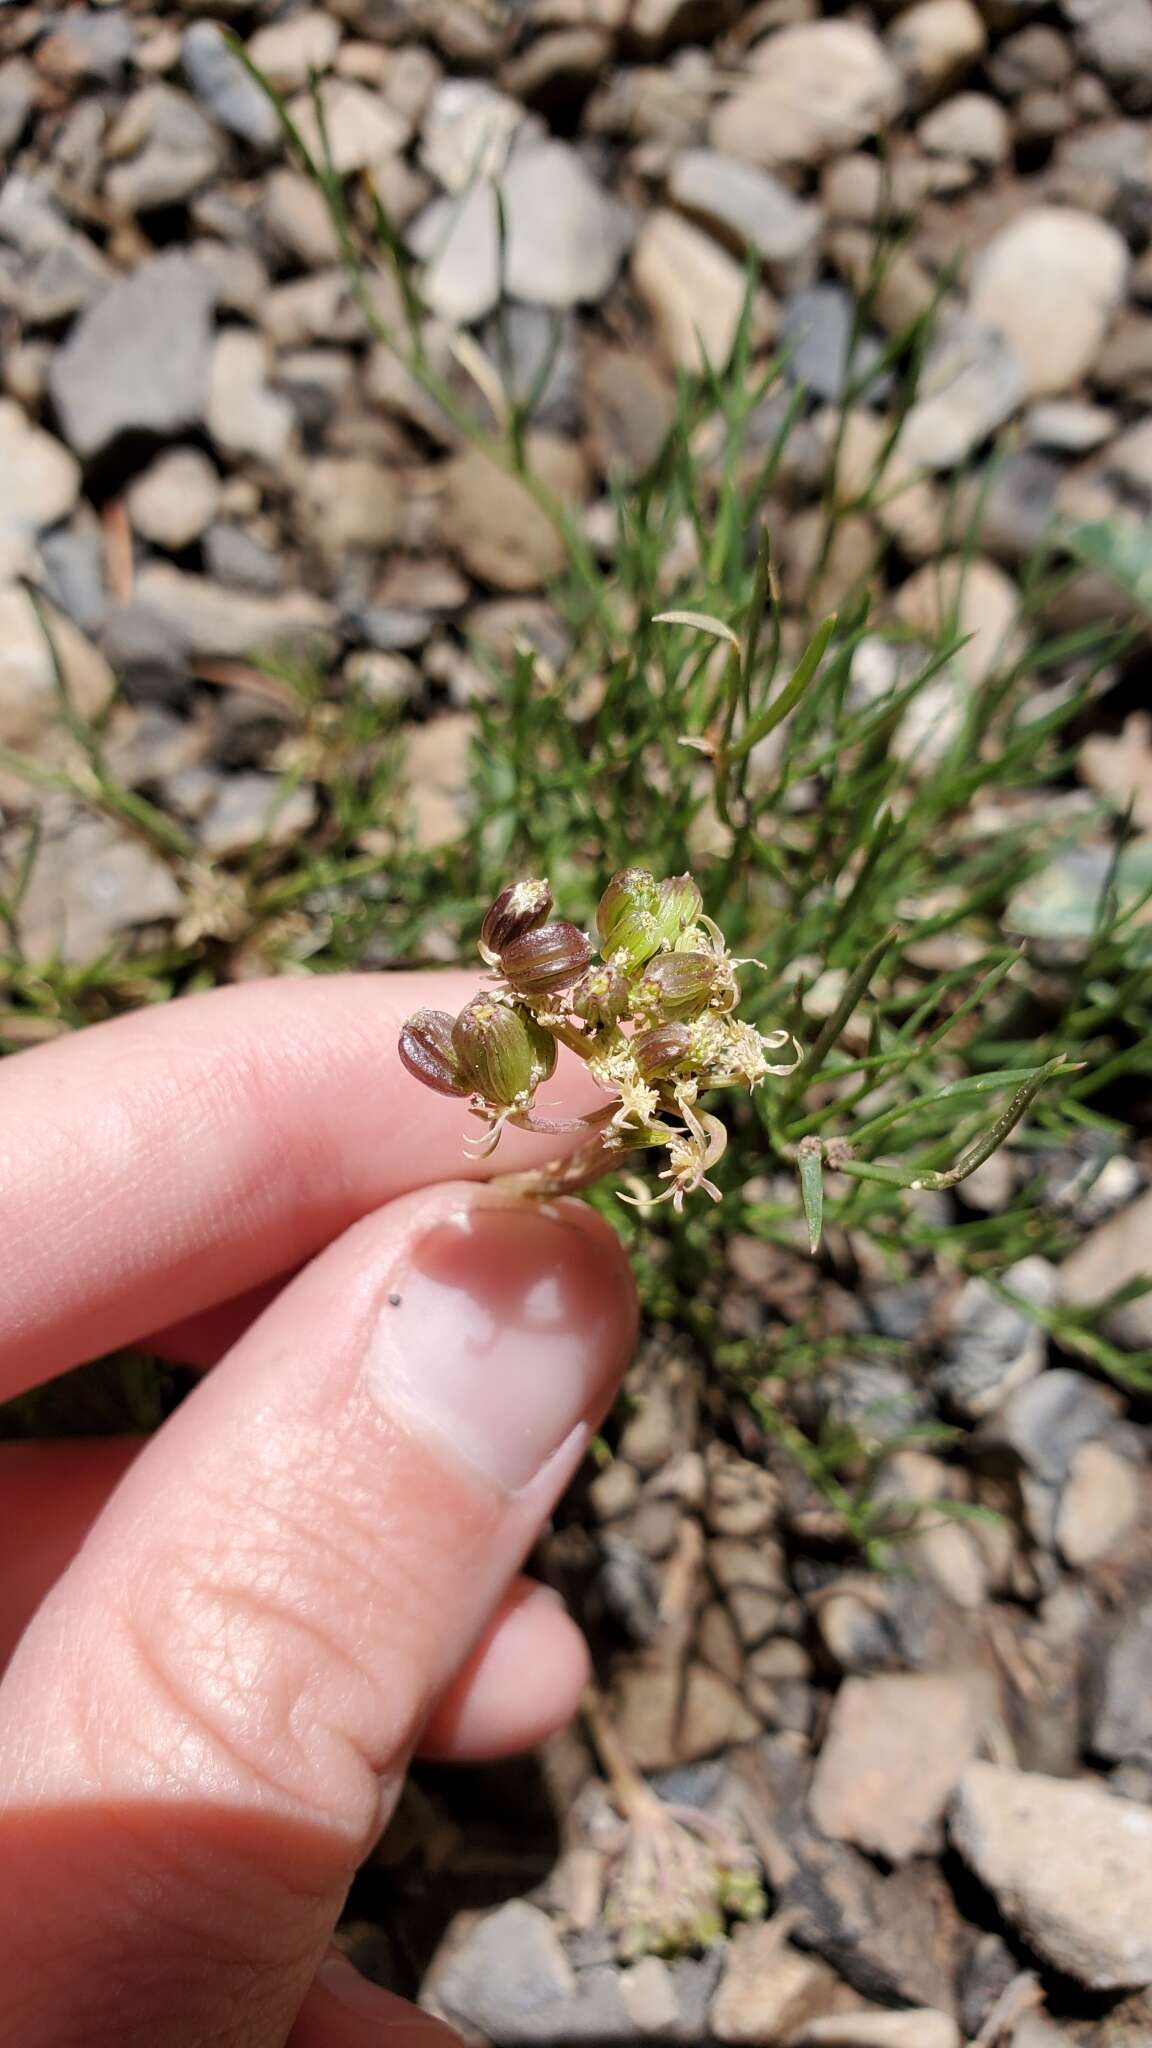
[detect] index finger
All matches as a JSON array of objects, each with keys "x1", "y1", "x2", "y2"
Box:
[{"x1": 0, "y1": 973, "x2": 606, "y2": 1398}]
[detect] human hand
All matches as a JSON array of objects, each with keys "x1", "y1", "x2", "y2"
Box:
[{"x1": 0, "y1": 974, "x2": 637, "y2": 2047}]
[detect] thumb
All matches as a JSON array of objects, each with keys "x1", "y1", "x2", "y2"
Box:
[
  {"x1": 0, "y1": 1185, "x2": 636, "y2": 2048},
  {"x1": 292, "y1": 1954, "x2": 464, "y2": 2048}
]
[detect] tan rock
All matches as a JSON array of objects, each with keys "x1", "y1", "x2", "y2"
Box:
[
  {"x1": 245, "y1": 10, "x2": 340, "y2": 91},
  {"x1": 208, "y1": 328, "x2": 294, "y2": 467},
  {"x1": 712, "y1": 22, "x2": 904, "y2": 169},
  {"x1": 1061, "y1": 1187, "x2": 1152, "y2": 1349},
  {"x1": 0, "y1": 399, "x2": 80, "y2": 543},
  {"x1": 795, "y1": 2015, "x2": 960, "y2": 2048},
  {"x1": 438, "y1": 434, "x2": 589, "y2": 591},
  {"x1": 895, "y1": 557, "x2": 1022, "y2": 683},
  {"x1": 286, "y1": 77, "x2": 409, "y2": 173},
  {"x1": 899, "y1": 317, "x2": 1026, "y2": 470},
  {"x1": 825, "y1": 409, "x2": 945, "y2": 560},
  {"x1": 294, "y1": 456, "x2": 400, "y2": 552},
  {"x1": 918, "y1": 91, "x2": 1010, "y2": 164},
  {"x1": 0, "y1": 589, "x2": 115, "y2": 806},
  {"x1": 968, "y1": 207, "x2": 1129, "y2": 398},
  {"x1": 810, "y1": 1671, "x2": 989, "y2": 1863},
  {"x1": 951, "y1": 1762, "x2": 1152, "y2": 1990},
  {"x1": 711, "y1": 1922, "x2": 835, "y2": 2044},
  {"x1": 1057, "y1": 1440, "x2": 1143, "y2": 1567},
  {"x1": 401, "y1": 711, "x2": 475, "y2": 849},
  {"x1": 888, "y1": 0, "x2": 986, "y2": 101},
  {"x1": 126, "y1": 447, "x2": 220, "y2": 549},
  {"x1": 632, "y1": 209, "x2": 773, "y2": 373},
  {"x1": 1080, "y1": 712, "x2": 1152, "y2": 831}
]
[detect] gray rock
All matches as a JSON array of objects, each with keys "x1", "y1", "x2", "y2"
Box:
[
  {"x1": 198, "y1": 772, "x2": 318, "y2": 856},
  {"x1": 958, "y1": 449, "x2": 1061, "y2": 564},
  {"x1": 14, "y1": 811, "x2": 185, "y2": 964},
  {"x1": 900, "y1": 317, "x2": 1026, "y2": 471},
  {"x1": 1094, "y1": 1601, "x2": 1152, "y2": 1767},
  {"x1": 420, "y1": 77, "x2": 522, "y2": 193},
  {"x1": 780, "y1": 285, "x2": 886, "y2": 404},
  {"x1": 104, "y1": 86, "x2": 226, "y2": 214},
  {"x1": 479, "y1": 303, "x2": 582, "y2": 435},
  {"x1": 408, "y1": 182, "x2": 500, "y2": 325},
  {"x1": 423, "y1": 1900, "x2": 582, "y2": 2042},
  {"x1": 345, "y1": 606, "x2": 431, "y2": 653},
  {"x1": 274, "y1": 347, "x2": 355, "y2": 434},
  {"x1": 182, "y1": 22, "x2": 282, "y2": 150},
  {"x1": 932, "y1": 1257, "x2": 1055, "y2": 1419},
  {"x1": 11, "y1": 233, "x2": 111, "y2": 327},
  {"x1": 503, "y1": 140, "x2": 633, "y2": 308},
  {"x1": 0, "y1": 59, "x2": 36, "y2": 157},
  {"x1": 667, "y1": 148, "x2": 821, "y2": 286},
  {"x1": 99, "y1": 601, "x2": 193, "y2": 706},
  {"x1": 736, "y1": 1739, "x2": 959, "y2": 2011},
  {"x1": 951, "y1": 1761, "x2": 1152, "y2": 1990},
  {"x1": 1006, "y1": 844, "x2": 1152, "y2": 964},
  {"x1": 38, "y1": 525, "x2": 107, "y2": 633},
  {"x1": 39, "y1": 9, "x2": 136, "y2": 83},
  {"x1": 204, "y1": 525, "x2": 286, "y2": 593},
  {"x1": 49, "y1": 253, "x2": 214, "y2": 460},
  {"x1": 986, "y1": 1367, "x2": 1121, "y2": 1484},
  {"x1": 1067, "y1": 0, "x2": 1152, "y2": 110},
  {"x1": 0, "y1": 173, "x2": 71, "y2": 256},
  {"x1": 810, "y1": 1361, "x2": 930, "y2": 1449},
  {"x1": 128, "y1": 564, "x2": 335, "y2": 662}
]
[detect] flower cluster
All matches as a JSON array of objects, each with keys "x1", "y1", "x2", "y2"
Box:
[{"x1": 398, "y1": 869, "x2": 798, "y2": 1212}]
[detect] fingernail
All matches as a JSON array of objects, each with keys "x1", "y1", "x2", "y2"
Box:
[{"x1": 371, "y1": 1199, "x2": 630, "y2": 1494}]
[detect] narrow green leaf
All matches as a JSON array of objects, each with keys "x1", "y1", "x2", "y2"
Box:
[
  {"x1": 730, "y1": 613, "x2": 838, "y2": 761},
  {"x1": 798, "y1": 1139, "x2": 824, "y2": 1255}
]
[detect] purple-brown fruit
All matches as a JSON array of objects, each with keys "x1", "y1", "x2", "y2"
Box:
[
  {"x1": 480, "y1": 878, "x2": 553, "y2": 961},
  {"x1": 500, "y1": 921, "x2": 592, "y2": 997},
  {"x1": 399, "y1": 1009, "x2": 470, "y2": 1096},
  {"x1": 634, "y1": 1022, "x2": 693, "y2": 1081}
]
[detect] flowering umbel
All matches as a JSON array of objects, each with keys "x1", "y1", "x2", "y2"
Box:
[{"x1": 398, "y1": 869, "x2": 799, "y2": 1208}]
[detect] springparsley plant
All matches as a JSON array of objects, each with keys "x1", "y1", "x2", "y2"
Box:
[{"x1": 398, "y1": 868, "x2": 799, "y2": 1213}]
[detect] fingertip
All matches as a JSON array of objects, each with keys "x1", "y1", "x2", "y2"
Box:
[
  {"x1": 293, "y1": 1954, "x2": 462, "y2": 2047},
  {"x1": 419, "y1": 1580, "x2": 591, "y2": 1761}
]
